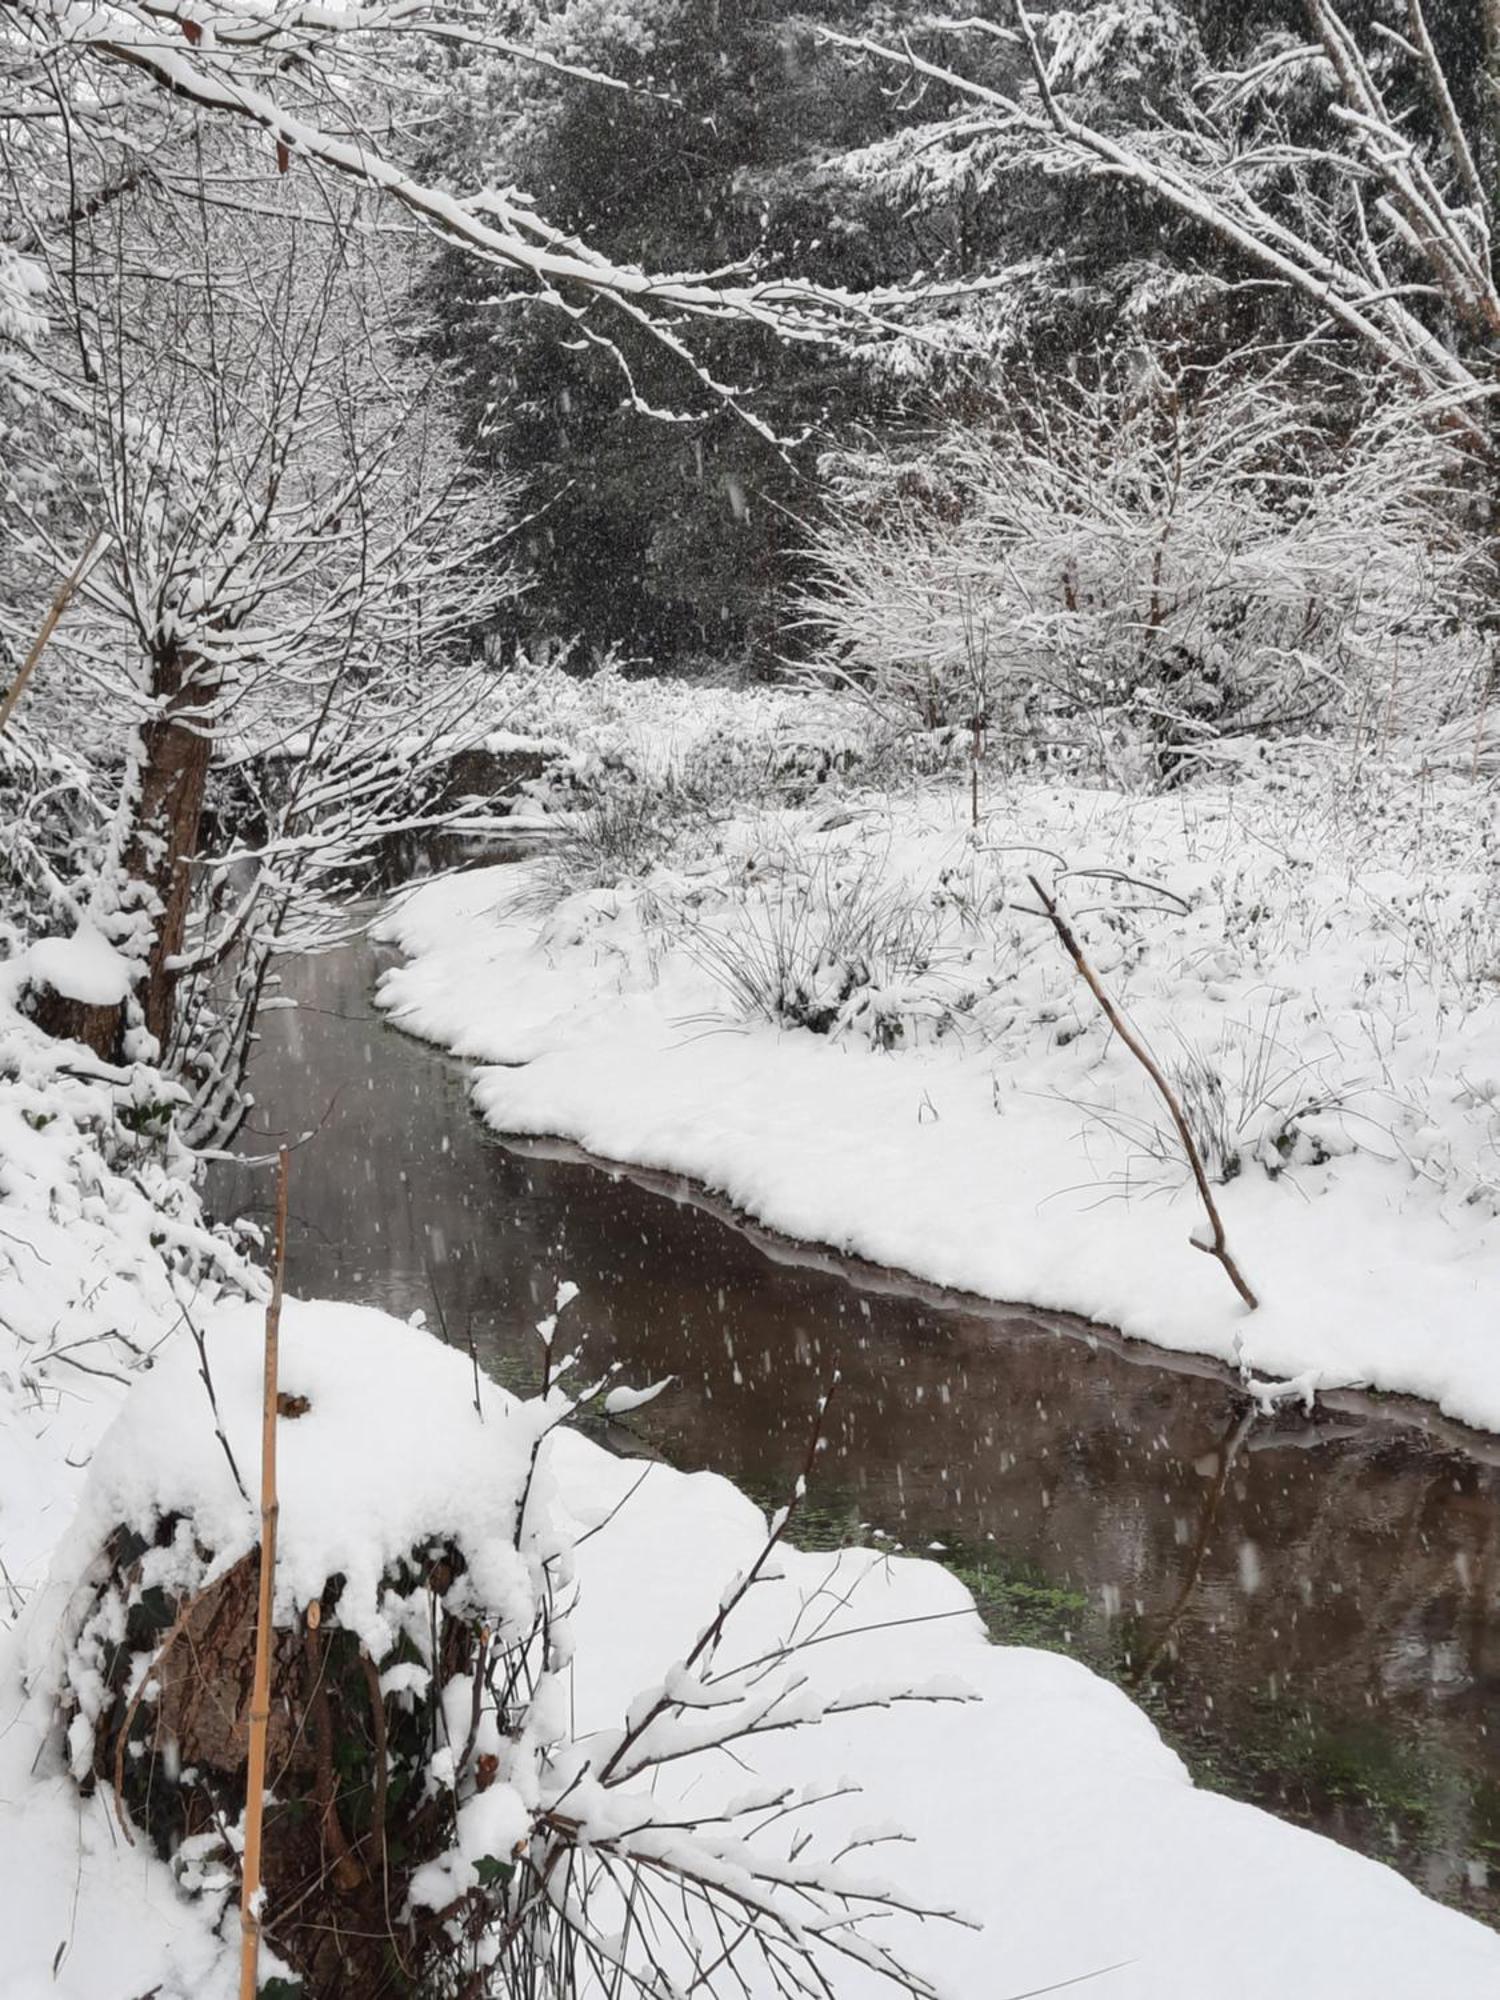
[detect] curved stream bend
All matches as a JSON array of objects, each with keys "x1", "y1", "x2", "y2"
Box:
[{"x1": 209, "y1": 928, "x2": 1500, "y2": 1925}]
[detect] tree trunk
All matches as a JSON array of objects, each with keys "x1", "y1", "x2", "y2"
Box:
[
  {"x1": 30, "y1": 987, "x2": 127, "y2": 1061},
  {"x1": 32, "y1": 645, "x2": 213, "y2": 1063},
  {"x1": 123, "y1": 644, "x2": 215, "y2": 1053}
]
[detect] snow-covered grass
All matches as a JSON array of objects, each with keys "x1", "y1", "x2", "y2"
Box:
[{"x1": 380, "y1": 733, "x2": 1500, "y2": 1431}]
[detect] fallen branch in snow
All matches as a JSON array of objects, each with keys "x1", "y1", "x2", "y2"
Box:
[
  {"x1": 1027, "y1": 876, "x2": 1259, "y2": 1312},
  {"x1": 239, "y1": 1145, "x2": 289, "y2": 2000}
]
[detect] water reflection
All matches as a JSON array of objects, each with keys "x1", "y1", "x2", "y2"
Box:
[{"x1": 209, "y1": 932, "x2": 1500, "y2": 1923}]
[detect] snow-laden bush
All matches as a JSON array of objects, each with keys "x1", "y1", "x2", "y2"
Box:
[
  {"x1": 33, "y1": 1297, "x2": 969, "y2": 2000},
  {"x1": 0, "y1": 720, "x2": 106, "y2": 946},
  {"x1": 0, "y1": 990, "x2": 251, "y2": 1411},
  {"x1": 682, "y1": 844, "x2": 981, "y2": 1050},
  {"x1": 0, "y1": 975, "x2": 256, "y2": 1645},
  {"x1": 492, "y1": 659, "x2": 870, "y2": 812},
  {"x1": 798, "y1": 355, "x2": 1491, "y2": 781}
]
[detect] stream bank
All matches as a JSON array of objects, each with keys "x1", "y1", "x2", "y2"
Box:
[{"x1": 209, "y1": 925, "x2": 1500, "y2": 1927}]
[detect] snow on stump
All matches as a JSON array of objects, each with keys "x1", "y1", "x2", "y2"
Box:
[
  {"x1": 18, "y1": 921, "x2": 136, "y2": 1066},
  {"x1": 37, "y1": 1300, "x2": 555, "y2": 1999},
  {"x1": 30, "y1": 1297, "x2": 968, "y2": 2000}
]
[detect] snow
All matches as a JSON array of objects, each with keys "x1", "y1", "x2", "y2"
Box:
[
  {"x1": 378, "y1": 748, "x2": 1500, "y2": 1434},
  {"x1": 0, "y1": 1003, "x2": 260, "y2": 1998},
  {"x1": 3, "y1": 690, "x2": 1499, "y2": 1996},
  {"x1": 0, "y1": 1288, "x2": 1496, "y2": 1992},
  {"x1": 602, "y1": 1375, "x2": 673, "y2": 1414},
  {"x1": 2, "y1": 1291, "x2": 1498, "y2": 1999},
  {"x1": 20, "y1": 923, "x2": 135, "y2": 1008},
  {"x1": 0, "y1": 1011, "x2": 249, "y2": 1600},
  {"x1": 25, "y1": 1300, "x2": 543, "y2": 1710}
]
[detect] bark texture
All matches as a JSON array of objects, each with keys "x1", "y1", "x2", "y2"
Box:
[
  {"x1": 124, "y1": 645, "x2": 215, "y2": 1053},
  {"x1": 87, "y1": 1525, "x2": 483, "y2": 2000},
  {"x1": 30, "y1": 645, "x2": 213, "y2": 1063}
]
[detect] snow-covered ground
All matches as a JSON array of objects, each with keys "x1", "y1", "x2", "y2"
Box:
[
  {"x1": 4, "y1": 683, "x2": 1500, "y2": 1998},
  {"x1": 380, "y1": 732, "x2": 1500, "y2": 1432},
  {"x1": 4, "y1": 1290, "x2": 1499, "y2": 2000}
]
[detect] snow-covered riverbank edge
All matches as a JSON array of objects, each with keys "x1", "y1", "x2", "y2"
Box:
[
  {"x1": 4, "y1": 723, "x2": 1500, "y2": 1993},
  {"x1": 1, "y1": 1038, "x2": 1498, "y2": 1991},
  {"x1": 4, "y1": 1288, "x2": 1500, "y2": 2000},
  {"x1": 379, "y1": 752, "x2": 1500, "y2": 1434}
]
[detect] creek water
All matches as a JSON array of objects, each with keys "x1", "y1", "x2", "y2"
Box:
[{"x1": 207, "y1": 917, "x2": 1500, "y2": 1927}]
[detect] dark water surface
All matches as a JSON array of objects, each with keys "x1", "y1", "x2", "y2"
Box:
[{"x1": 208, "y1": 927, "x2": 1500, "y2": 1926}]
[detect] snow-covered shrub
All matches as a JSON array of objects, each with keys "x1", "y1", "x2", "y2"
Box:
[
  {"x1": 0, "y1": 980, "x2": 256, "y2": 1632},
  {"x1": 38, "y1": 1298, "x2": 964, "y2": 2000},
  {"x1": 491, "y1": 659, "x2": 871, "y2": 807},
  {"x1": 0, "y1": 720, "x2": 105, "y2": 945},
  {"x1": 674, "y1": 721, "x2": 868, "y2": 809},
  {"x1": 1070, "y1": 1013, "x2": 1353, "y2": 1192},
  {"x1": 798, "y1": 355, "x2": 1490, "y2": 780},
  {"x1": 0, "y1": 995, "x2": 251, "y2": 1367},
  {"x1": 683, "y1": 846, "x2": 970, "y2": 1049}
]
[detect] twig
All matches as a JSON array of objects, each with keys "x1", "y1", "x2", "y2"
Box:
[
  {"x1": 0, "y1": 529, "x2": 106, "y2": 738},
  {"x1": 466, "y1": 1315, "x2": 484, "y2": 1421},
  {"x1": 304, "y1": 1610, "x2": 364, "y2": 1892},
  {"x1": 1027, "y1": 876, "x2": 1259, "y2": 1310},
  {"x1": 596, "y1": 1378, "x2": 838, "y2": 1787},
  {"x1": 177, "y1": 1298, "x2": 249, "y2": 1504},
  {"x1": 239, "y1": 1146, "x2": 289, "y2": 2000}
]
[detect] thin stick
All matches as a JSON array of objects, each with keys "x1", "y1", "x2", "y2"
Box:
[
  {"x1": 178, "y1": 1298, "x2": 249, "y2": 1503},
  {"x1": 239, "y1": 1146, "x2": 290, "y2": 2000},
  {"x1": 0, "y1": 528, "x2": 105, "y2": 738},
  {"x1": 1027, "y1": 875, "x2": 1259, "y2": 1310}
]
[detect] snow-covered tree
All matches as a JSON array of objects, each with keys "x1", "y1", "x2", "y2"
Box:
[
  {"x1": 825, "y1": 1, "x2": 1499, "y2": 428},
  {"x1": 798, "y1": 352, "x2": 1490, "y2": 777},
  {"x1": 0, "y1": 0, "x2": 914, "y2": 431},
  {"x1": 420, "y1": 0, "x2": 965, "y2": 671},
  {"x1": 1, "y1": 174, "x2": 517, "y2": 1122}
]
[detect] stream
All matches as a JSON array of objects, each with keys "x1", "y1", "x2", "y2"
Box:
[{"x1": 207, "y1": 915, "x2": 1500, "y2": 1928}]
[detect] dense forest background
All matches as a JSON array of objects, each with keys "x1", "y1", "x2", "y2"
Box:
[
  {"x1": 4, "y1": 0, "x2": 1495, "y2": 1105},
  {"x1": 417, "y1": 0, "x2": 1492, "y2": 676}
]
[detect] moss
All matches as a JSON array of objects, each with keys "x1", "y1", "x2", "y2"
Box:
[{"x1": 944, "y1": 1558, "x2": 1090, "y2": 1651}]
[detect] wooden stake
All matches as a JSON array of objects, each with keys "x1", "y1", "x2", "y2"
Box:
[
  {"x1": 239, "y1": 1146, "x2": 290, "y2": 2000},
  {"x1": 0, "y1": 529, "x2": 106, "y2": 738},
  {"x1": 1028, "y1": 875, "x2": 1259, "y2": 1311}
]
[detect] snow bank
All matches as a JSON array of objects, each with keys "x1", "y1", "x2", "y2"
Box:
[
  {"x1": 2, "y1": 1295, "x2": 1497, "y2": 1998},
  {"x1": 26, "y1": 1299, "x2": 543, "y2": 1704},
  {"x1": 0, "y1": 1003, "x2": 255, "y2": 1997},
  {"x1": 0, "y1": 1006, "x2": 251, "y2": 1597},
  {"x1": 378, "y1": 757, "x2": 1500, "y2": 1433}
]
